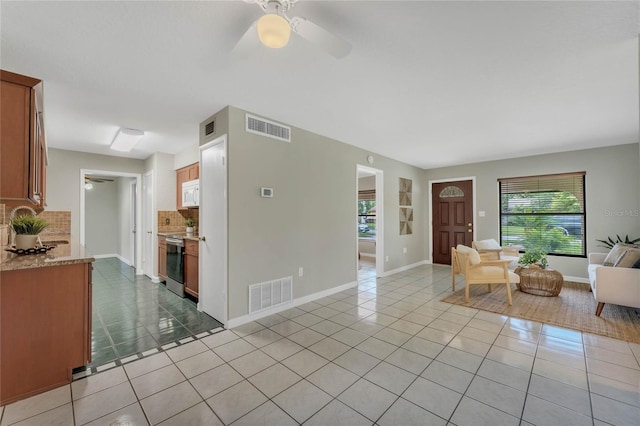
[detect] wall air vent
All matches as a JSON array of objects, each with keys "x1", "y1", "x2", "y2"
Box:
[
  {"x1": 205, "y1": 119, "x2": 215, "y2": 136},
  {"x1": 249, "y1": 276, "x2": 293, "y2": 314},
  {"x1": 246, "y1": 114, "x2": 291, "y2": 143}
]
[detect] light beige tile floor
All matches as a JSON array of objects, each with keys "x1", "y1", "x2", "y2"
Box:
[{"x1": 2, "y1": 259, "x2": 640, "y2": 425}]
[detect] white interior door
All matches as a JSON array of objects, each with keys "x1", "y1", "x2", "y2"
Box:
[
  {"x1": 199, "y1": 136, "x2": 227, "y2": 324},
  {"x1": 142, "y1": 171, "x2": 154, "y2": 278},
  {"x1": 130, "y1": 181, "x2": 137, "y2": 268}
]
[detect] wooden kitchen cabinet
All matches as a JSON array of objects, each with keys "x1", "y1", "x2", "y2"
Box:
[
  {"x1": 1, "y1": 262, "x2": 92, "y2": 405},
  {"x1": 176, "y1": 162, "x2": 199, "y2": 210},
  {"x1": 0, "y1": 70, "x2": 47, "y2": 211},
  {"x1": 158, "y1": 235, "x2": 167, "y2": 280},
  {"x1": 184, "y1": 239, "x2": 199, "y2": 298}
]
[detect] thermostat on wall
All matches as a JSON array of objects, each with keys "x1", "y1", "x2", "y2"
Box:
[{"x1": 261, "y1": 187, "x2": 273, "y2": 198}]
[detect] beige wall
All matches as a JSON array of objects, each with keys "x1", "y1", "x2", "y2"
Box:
[
  {"x1": 223, "y1": 106, "x2": 426, "y2": 320},
  {"x1": 47, "y1": 148, "x2": 145, "y2": 238},
  {"x1": 144, "y1": 152, "x2": 176, "y2": 212},
  {"x1": 174, "y1": 143, "x2": 199, "y2": 170},
  {"x1": 85, "y1": 180, "x2": 118, "y2": 255},
  {"x1": 425, "y1": 143, "x2": 640, "y2": 279}
]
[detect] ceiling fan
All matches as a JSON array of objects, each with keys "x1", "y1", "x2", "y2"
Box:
[
  {"x1": 236, "y1": 0, "x2": 351, "y2": 58},
  {"x1": 85, "y1": 176, "x2": 114, "y2": 183}
]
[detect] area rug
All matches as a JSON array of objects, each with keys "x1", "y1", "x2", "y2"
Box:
[{"x1": 441, "y1": 281, "x2": 640, "y2": 344}]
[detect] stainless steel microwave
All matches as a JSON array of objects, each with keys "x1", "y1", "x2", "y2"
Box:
[{"x1": 182, "y1": 179, "x2": 199, "y2": 207}]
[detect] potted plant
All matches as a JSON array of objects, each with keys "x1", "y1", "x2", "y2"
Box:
[
  {"x1": 184, "y1": 218, "x2": 195, "y2": 235},
  {"x1": 10, "y1": 214, "x2": 49, "y2": 250},
  {"x1": 518, "y1": 247, "x2": 548, "y2": 269},
  {"x1": 596, "y1": 234, "x2": 640, "y2": 249}
]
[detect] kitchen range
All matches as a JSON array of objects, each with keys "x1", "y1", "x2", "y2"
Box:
[
  {"x1": 165, "y1": 235, "x2": 185, "y2": 297},
  {"x1": 159, "y1": 230, "x2": 200, "y2": 299}
]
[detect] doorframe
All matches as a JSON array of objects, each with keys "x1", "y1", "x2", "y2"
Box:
[
  {"x1": 428, "y1": 176, "x2": 477, "y2": 263},
  {"x1": 80, "y1": 169, "x2": 143, "y2": 273},
  {"x1": 356, "y1": 164, "x2": 384, "y2": 278}
]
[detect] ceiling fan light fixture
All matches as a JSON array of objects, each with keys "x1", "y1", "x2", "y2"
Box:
[
  {"x1": 110, "y1": 127, "x2": 144, "y2": 152},
  {"x1": 257, "y1": 13, "x2": 290, "y2": 48}
]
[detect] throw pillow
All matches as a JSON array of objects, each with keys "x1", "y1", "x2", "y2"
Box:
[
  {"x1": 603, "y1": 243, "x2": 636, "y2": 266},
  {"x1": 474, "y1": 239, "x2": 502, "y2": 251},
  {"x1": 456, "y1": 244, "x2": 481, "y2": 265},
  {"x1": 613, "y1": 246, "x2": 640, "y2": 268}
]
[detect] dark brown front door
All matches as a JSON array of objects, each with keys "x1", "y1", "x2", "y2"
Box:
[{"x1": 432, "y1": 180, "x2": 473, "y2": 265}]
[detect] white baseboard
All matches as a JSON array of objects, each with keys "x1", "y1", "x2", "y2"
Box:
[
  {"x1": 93, "y1": 253, "x2": 119, "y2": 260},
  {"x1": 92, "y1": 253, "x2": 133, "y2": 266},
  {"x1": 381, "y1": 260, "x2": 429, "y2": 277},
  {"x1": 564, "y1": 275, "x2": 589, "y2": 284},
  {"x1": 226, "y1": 280, "x2": 358, "y2": 329}
]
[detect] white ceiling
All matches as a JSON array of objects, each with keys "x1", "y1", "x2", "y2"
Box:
[{"x1": 2, "y1": 1, "x2": 638, "y2": 169}]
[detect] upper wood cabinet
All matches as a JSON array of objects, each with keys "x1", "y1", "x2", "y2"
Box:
[
  {"x1": 176, "y1": 162, "x2": 199, "y2": 210},
  {"x1": 0, "y1": 70, "x2": 47, "y2": 211}
]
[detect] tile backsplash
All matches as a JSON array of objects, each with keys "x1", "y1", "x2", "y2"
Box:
[
  {"x1": 37, "y1": 211, "x2": 71, "y2": 236},
  {"x1": 158, "y1": 210, "x2": 198, "y2": 233},
  {"x1": 0, "y1": 204, "x2": 71, "y2": 245}
]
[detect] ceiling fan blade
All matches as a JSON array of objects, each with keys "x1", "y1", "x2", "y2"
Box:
[
  {"x1": 232, "y1": 21, "x2": 259, "y2": 56},
  {"x1": 289, "y1": 16, "x2": 351, "y2": 59}
]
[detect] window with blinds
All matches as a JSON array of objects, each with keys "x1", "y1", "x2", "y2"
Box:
[{"x1": 499, "y1": 172, "x2": 586, "y2": 257}]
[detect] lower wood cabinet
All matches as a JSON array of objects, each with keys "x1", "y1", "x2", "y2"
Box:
[
  {"x1": 158, "y1": 235, "x2": 167, "y2": 280},
  {"x1": 0, "y1": 262, "x2": 92, "y2": 405},
  {"x1": 184, "y1": 239, "x2": 199, "y2": 298}
]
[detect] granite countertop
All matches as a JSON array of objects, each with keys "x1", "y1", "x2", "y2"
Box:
[
  {"x1": 0, "y1": 235, "x2": 95, "y2": 272},
  {"x1": 158, "y1": 232, "x2": 200, "y2": 241}
]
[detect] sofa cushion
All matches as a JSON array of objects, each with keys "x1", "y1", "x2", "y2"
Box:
[
  {"x1": 456, "y1": 244, "x2": 481, "y2": 265},
  {"x1": 603, "y1": 243, "x2": 637, "y2": 266},
  {"x1": 613, "y1": 246, "x2": 640, "y2": 268}
]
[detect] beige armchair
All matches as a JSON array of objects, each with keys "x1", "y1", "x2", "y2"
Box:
[{"x1": 452, "y1": 245, "x2": 520, "y2": 305}]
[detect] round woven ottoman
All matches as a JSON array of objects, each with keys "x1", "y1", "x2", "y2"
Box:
[{"x1": 515, "y1": 266, "x2": 564, "y2": 296}]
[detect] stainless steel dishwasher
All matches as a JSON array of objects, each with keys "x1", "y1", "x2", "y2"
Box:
[{"x1": 165, "y1": 236, "x2": 185, "y2": 297}]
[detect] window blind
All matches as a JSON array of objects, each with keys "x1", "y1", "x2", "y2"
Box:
[{"x1": 498, "y1": 172, "x2": 586, "y2": 257}]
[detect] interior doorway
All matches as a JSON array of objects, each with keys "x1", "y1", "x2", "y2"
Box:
[
  {"x1": 80, "y1": 169, "x2": 143, "y2": 272},
  {"x1": 430, "y1": 178, "x2": 475, "y2": 265},
  {"x1": 357, "y1": 165, "x2": 384, "y2": 279}
]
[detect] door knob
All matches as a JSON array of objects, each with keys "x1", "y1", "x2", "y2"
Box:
[
  {"x1": 147, "y1": 231, "x2": 153, "y2": 234},
  {"x1": 198, "y1": 236, "x2": 206, "y2": 242},
  {"x1": 468, "y1": 223, "x2": 472, "y2": 227},
  {"x1": 468, "y1": 229, "x2": 472, "y2": 232}
]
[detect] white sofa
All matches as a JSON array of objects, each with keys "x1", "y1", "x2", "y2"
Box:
[{"x1": 588, "y1": 252, "x2": 640, "y2": 316}]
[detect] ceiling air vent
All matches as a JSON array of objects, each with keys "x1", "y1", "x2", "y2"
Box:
[
  {"x1": 246, "y1": 114, "x2": 291, "y2": 143},
  {"x1": 205, "y1": 119, "x2": 215, "y2": 136}
]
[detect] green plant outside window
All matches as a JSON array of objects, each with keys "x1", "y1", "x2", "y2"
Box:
[{"x1": 499, "y1": 173, "x2": 586, "y2": 257}]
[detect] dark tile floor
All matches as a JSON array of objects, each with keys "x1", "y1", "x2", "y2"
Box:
[{"x1": 89, "y1": 258, "x2": 223, "y2": 369}]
